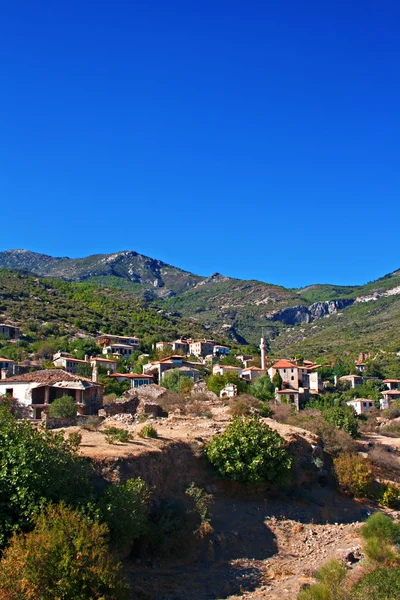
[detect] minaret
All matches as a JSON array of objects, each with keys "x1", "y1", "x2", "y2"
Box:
[{"x1": 260, "y1": 330, "x2": 267, "y2": 371}]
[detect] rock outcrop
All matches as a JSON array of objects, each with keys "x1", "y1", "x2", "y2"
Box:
[{"x1": 266, "y1": 299, "x2": 354, "y2": 325}]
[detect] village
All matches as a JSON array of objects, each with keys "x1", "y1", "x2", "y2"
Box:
[{"x1": 0, "y1": 322, "x2": 398, "y2": 421}]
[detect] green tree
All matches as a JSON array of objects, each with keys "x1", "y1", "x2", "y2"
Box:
[
  {"x1": 272, "y1": 371, "x2": 283, "y2": 390},
  {"x1": 205, "y1": 416, "x2": 292, "y2": 484},
  {"x1": 0, "y1": 408, "x2": 92, "y2": 547},
  {"x1": 162, "y1": 369, "x2": 193, "y2": 393},
  {"x1": 48, "y1": 395, "x2": 77, "y2": 419},
  {"x1": 323, "y1": 405, "x2": 359, "y2": 438},
  {"x1": 219, "y1": 355, "x2": 243, "y2": 367},
  {"x1": 0, "y1": 503, "x2": 129, "y2": 599},
  {"x1": 251, "y1": 374, "x2": 275, "y2": 400}
]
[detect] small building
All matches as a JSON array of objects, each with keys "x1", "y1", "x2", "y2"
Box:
[
  {"x1": 175, "y1": 366, "x2": 200, "y2": 381},
  {"x1": 212, "y1": 364, "x2": 242, "y2": 377},
  {"x1": 338, "y1": 375, "x2": 364, "y2": 389},
  {"x1": 268, "y1": 359, "x2": 309, "y2": 390},
  {"x1": 189, "y1": 339, "x2": 214, "y2": 358},
  {"x1": 155, "y1": 341, "x2": 173, "y2": 352},
  {"x1": 241, "y1": 367, "x2": 265, "y2": 382},
  {"x1": 220, "y1": 383, "x2": 238, "y2": 398},
  {"x1": 103, "y1": 343, "x2": 135, "y2": 357},
  {"x1": 97, "y1": 334, "x2": 140, "y2": 347},
  {"x1": 107, "y1": 373, "x2": 154, "y2": 388},
  {"x1": 90, "y1": 357, "x2": 118, "y2": 373},
  {"x1": 383, "y1": 379, "x2": 400, "y2": 390},
  {"x1": 53, "y1": 356, "x2": 89, "y2": 373},
  {"x1": 172, "y1": 339, "x2": 189, "y2": 353},
  {"x1": 380, "y1": 389, "x2": 400, "y2": 410},
  {"x1": 143, "y1": 356, "x2": 201, "y2": 381},
  {"x1": 237, "y1": 354, "x2": 254, "y2": 368},
  {"x1": 0, "y1": 357, "x2": 15, "y2": 378},
  {"x1": 0, "y1": 369, "x2": 103, "y2": 419},
  {"x1": 213, "y1": 345, "x2": 230, "y2": 356},
  {"x1": 275, "y1": 387, "x2": 309, "y2": 411},
  {"x1": 0, "y1": 324, "x2": 20, "y2": 340},
  {"x1": 346, "y1": 398, "x2": 375, "y2": 415}
]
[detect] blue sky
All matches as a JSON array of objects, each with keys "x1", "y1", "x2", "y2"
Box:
[{"x1": 1, "y1": 1, "x2": 399, "y2": 288}]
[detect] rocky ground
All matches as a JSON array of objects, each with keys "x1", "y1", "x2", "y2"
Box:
[{"x1": 62, "y1": 402, "x2": 399, "y2": 600}]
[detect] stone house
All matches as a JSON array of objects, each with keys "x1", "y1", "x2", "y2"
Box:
[
  {"x1": 212, "y1": 364, "x2": 242, "y2": 377},
  {"x1": 96, "y1": 333, "x2": 140, "y2": 348},
  {"x1": 143, "y1": 355, "x2": 201, "y2": 381},
  {"x1": 241, "y1": 367, "x2": 265, "y2": 382},
  {"x1": 338, "y1": 374, "x2": 364, "y2": 389},
  {"x1": 383, "y1": 379, "x2": 400, "y2": 390},
  {"x1": 0, "y1": 324, "x2": 20, "y2": 340},
  {"x1": 102, "y1": 343, "x2": 135, "y2": 357},
  {"x1": 380, "y1": 389, "x2": 400, "y2": 410},
  {"x1": 53, "y1": 355, "x2": 89, "y2": 373},
  {"x1": 171, "y1": 339, "x2": 189, "y2": 353},
  {"x1": 189, "y1": 339, "x2": 214, "y2": 358},
  {"x1": 90, "y1": 356, "x2": 118, "y2": 373},
  {"x1": 107, "y1": 373, "x2": 154, "y2": 388},
  {"x1": 346, "y1": 398, "x2": 375, "y2": 415},
  {"x1": 275, "y1": 387, "x2": 309, "y2": 411},
  {"x1": 0, "y1": 369, "x2": 103, "y2": 419},
  {"x1": 220, "y1": 383, "x2": 238, "y2": 398}
]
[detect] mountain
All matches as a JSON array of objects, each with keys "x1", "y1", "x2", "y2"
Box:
[
  {"x1": 0, "y1": 249, "x2": 202, "y2": 298},
  {"x1": 2, "y1": 249, "x2": 400, "y2": 355}
]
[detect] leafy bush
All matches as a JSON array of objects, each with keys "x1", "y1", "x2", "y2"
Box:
[
  {"x1": 0, "y1": 503, "x2": 128, "y2": 599},
  {"x1": 353, "y1": 567, "x2": 400, "y2": 600},
  {"x1": 138, "y1": 424, "x2": 158, "y2": 439},
  {"x1": 250, "y1": 374, "x2": 275, "y2": 401},
  {"x1": 185, "y1": 482, "x2": 212, "y2": 524},
  {"x1": 305, "y1": 417, "x2": 358, "y2": 456},
  {"x1": 0, "y1": 408, "x2": 92, "y2": 547},
  {"x1": 361, "y1": 512, "x2": 400, "y2": 545},
  {"x1": 334, "y1": 454, "x2": 373, "y2": 498},
  {"x1": 323, "y1": 406, "x2": 359, "y2": 438},
  {"x1": 48, "y1": 395, "x2": 76, "y2": 418},
  {"x1": 297, "y1": 559, "x2": 348, "y2": 600},
  {"x1": 103, "y1": 426, "x2": 131, "y2": 444},
  {"x1": 204, "y1": 416, "x2": 292, "y2": 484},
  {"x1": 99, "y1": 478, "x2": 150, "y2": 553},
  {"x1": 380, "y1": 484, "x2": 400, "y2": 508}
]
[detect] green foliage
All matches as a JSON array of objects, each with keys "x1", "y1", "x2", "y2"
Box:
[
  {"x1": 0, "y1": 503, "x2": 129, "y2": 599},
  {"x1": 250, "y1": 374, "x2": 275, "y2": 400},
  {"x1": 380, "y1": 484, "x2": 400, "y2": 508},
  {"x1": 75, "y1": 362, "x2": 93, "y2": 378},
  {"x1": 207, "y1": 371, "x2": 248, "y2": 395},
  {"x1": 361, "y1": 512, "x2": 400, "y2": 545},
  {"x1": 228, "y1": 394, "x2": 272, "y2": 417},
  {"x1": 353, "y1": 568, "x2": 400, "y2": 600},
  {"x1": 272, "y1": 371, "x2": 283, "y2": 390},
  {"x1": 162, "y1": 369, "x2": 194, "y2": 393},
  {"x1": 99, "y1": 478, "x2": 150, "y2": 552},
  {"x1": 297, "y1": 559, "x2": 348, "y2": 600},
  {"x1": 219, "y1": 355, "x2": 243, "y2": 367},
  {"x1": 334, "y1": 454, "x2": 373, "y2": 498},
  {"x1": 0, "y1": 409, "x2": 92, "y2": 547},
  {"x1": 103, "y1": 427, "x2": 131, "y2": 444},
  {"x1": 323, "y1": 406, "x2": 359, "y2": 438},
  {"x1": 184, "y1": 483, "x2": 212, "y2": 524},
  {"x1": 204, "y1": 416, "x2": 292, "y2": 484},
  {"x1": 67, "y1": 431, "x2": 82, "y2": 450},
  {"x1": 138, "y1": 424, "x2": 158, "y2": 438},
  {"x1": 48, "y1": 395, "x2": 76, "y2": 419}
]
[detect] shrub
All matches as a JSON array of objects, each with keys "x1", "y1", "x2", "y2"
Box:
[
  {"x1": 369, "y1": 446, "x2": 400, "y2": 474},
  {"x1": 306, "y1": 417, "x2": 358, "y2": 457},
  {"x1": 103, "y1": 427, "x2": 131, "y2": 444},
  {"x1": 353, "y1": 567, "x2": 400, "y2": 600},
  {"x1": 81, "y1": 415, "x2": 103, "y2": 431},
  {"x1": 363, "y1": 536, "x2": 398, "y2": 565},
  {"x1": 271, "y1": 403, "x2": 294, "y2": 423},
  {"x1": 0, "y1": 503, "x2": 128, "y2": 599},
  {"x1": 297, "y1": 559, "x2": 348, "y2": 600},
  {"x1": 334, "y1": 454, "x2": 373, "y2": 498},
  {"x1": 323, "y1": 406, "x2": 359, "y2": 438},
  {"x1": 204, "y1": 416, "x2": 293, "y2": 485},
  {"x1": 48, "y1": 395, "x2": 76, "y2": 419},
  {"x1": 361, "y1": 512, "x2": 400, "y2": 545},
  {"x1": 68, "y1": 431, "x2": 82, "y2": 450},
  {"x1": 228, "y1": 394, "x2": 272, "y2": 418},
  {"x1": 380, "y1": 484, "x2": 400, "y2": 508},
  {"x1": 185, "y1": 482, "x2": 212, "y2": 524},
  {"x1": 99, "y1": 478, "x2": 150, "y2": 553},
  {"x1": 380, "y1": 422, "x2": 400, "y2": 438},
  {"x1": 0, "y1": 408, "x2": 92, "y2": 547},
  {"x1": 138, "y1": 424, "x2": 158, "y2": 439}
]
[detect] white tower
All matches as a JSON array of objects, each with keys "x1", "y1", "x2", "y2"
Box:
[{"x1": 260, "y1": 332, "x2": 267, "y2": 371}]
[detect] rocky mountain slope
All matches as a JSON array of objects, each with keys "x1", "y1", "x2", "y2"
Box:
[{"x1": 2, "y1": 249, "x2": 400, "y2": 353}]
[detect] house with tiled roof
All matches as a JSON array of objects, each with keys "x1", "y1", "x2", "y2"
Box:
[
  {"x1": 0, "y1": 369, "x2": 103, "y2": 420},
  {"x1": 107, "y1": 372, "x2": 154, "y2": 388},
  {"x1": 143, "y1": 355, "x2": 201, "y2": 382},
  {"x1": 241, "y1": 366, "x2": 265, "y2": 382},
  {"x1": 212, "y1": 364, "x2": 242, "y2": 377}
]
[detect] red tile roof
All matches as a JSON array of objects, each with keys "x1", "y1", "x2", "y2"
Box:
[
  {"x1": 108, "y1": 373, "x2": 154, "y2": 379},
  {"x1": 2, "y1": 369, "x2": 101, "y2": 385},
  {"x1": 271, "y1": 359, "x2": 298, "y2": 369}
]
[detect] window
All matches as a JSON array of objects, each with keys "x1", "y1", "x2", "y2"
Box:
[
  {"x1": 291, "y1": 376, "x2": 294, "y2": 381},
  {"x1": 6, "y1": 388, "x2": 13, "y2": 397}
]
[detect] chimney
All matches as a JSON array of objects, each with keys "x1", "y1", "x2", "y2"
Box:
[
  {"x1": 1, "y1": 369, "x2": 7, "y2": 380},
  {"x1": 260, "y1": 334, "x2": 267, "y2": 371},
  {"x1": 84, "y1": 354, "x2": 89, "y2": 362},
  {"x1": 92, "y1": 365, "x2": 98, "y2": 383}
]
